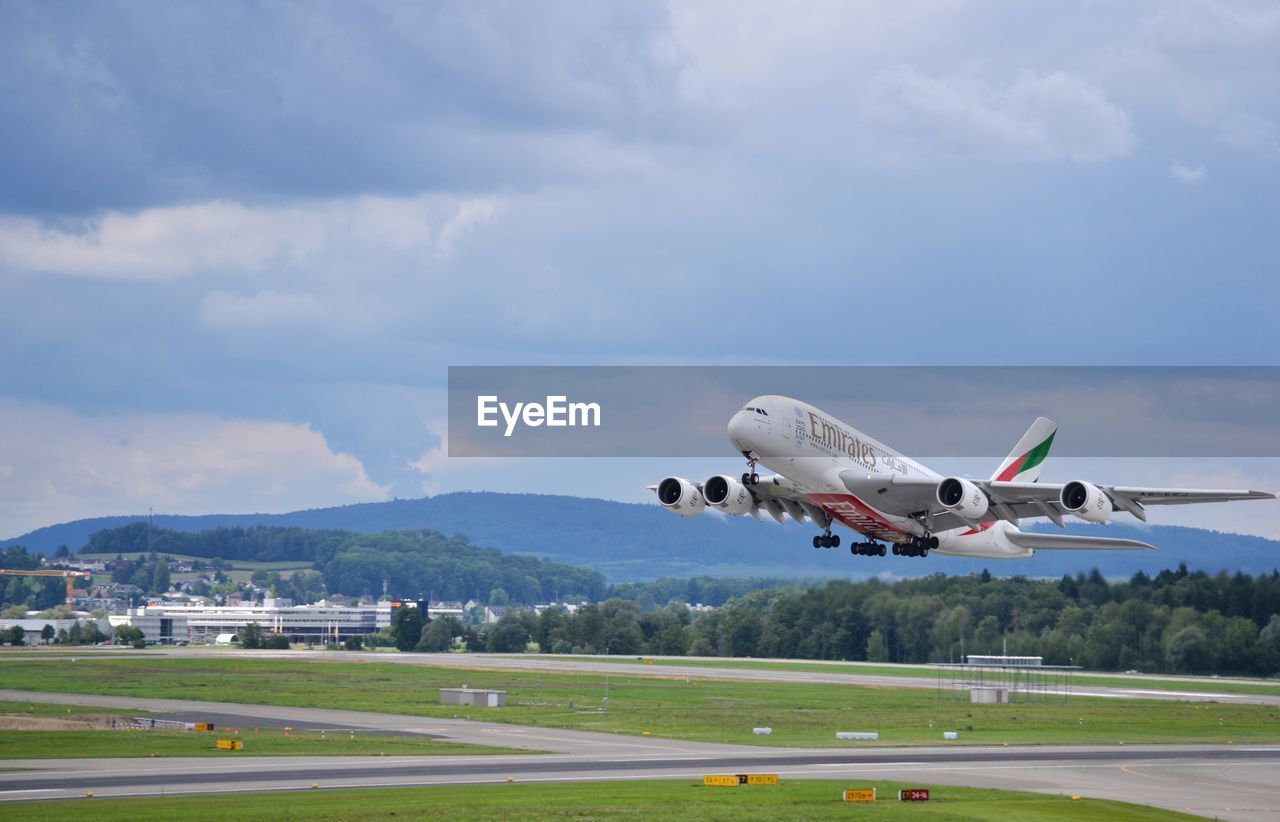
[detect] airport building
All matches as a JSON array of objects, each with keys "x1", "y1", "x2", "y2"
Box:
[{"x1": 115, "y1": 598, "x2": 469, "y2": 644}]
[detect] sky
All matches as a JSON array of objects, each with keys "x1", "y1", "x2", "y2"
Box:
[{"x1": 2, "y1": 1, "x2": 1279, "y2": 540}]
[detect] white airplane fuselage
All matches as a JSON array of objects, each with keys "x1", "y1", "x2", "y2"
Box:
[{"x1": 727, "y1": 395, "x2": 1032, "y2": 559}]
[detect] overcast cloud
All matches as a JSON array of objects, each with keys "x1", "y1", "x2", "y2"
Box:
[{"x1": 1, "y1": 1, "x2": 1278, "y2": 538}]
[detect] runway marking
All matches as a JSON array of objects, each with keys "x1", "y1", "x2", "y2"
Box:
[{"x1": 1118, "y1": 760, "x2": 1280, "y2": 796}]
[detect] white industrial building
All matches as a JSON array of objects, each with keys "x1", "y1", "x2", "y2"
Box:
[
  {"x1": 0, "y1": 617, "x2": 111, "y2": 642},
  {"x1": 115, "y1": 599, "x2": 469, "y2": 645},
  {"x1": 116, "y1": 599, "x2": 383, "y2": 644}
]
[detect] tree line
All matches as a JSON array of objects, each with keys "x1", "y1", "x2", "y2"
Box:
[{"x1": 452, "y1": 566, "x2": 1280, "y2": 676}]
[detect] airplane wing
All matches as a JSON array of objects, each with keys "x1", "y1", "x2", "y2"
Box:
[
  {"x1": 840, "y1": 471, "x2": 1277, "y2": 531},
  {"x1": 1005, "y1": 530, "x2": 1156, "y2": 551}
]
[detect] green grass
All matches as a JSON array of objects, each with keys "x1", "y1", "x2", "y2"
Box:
[
  {"x1": 0, "y1": 699, "x2": 530, "y2": 758},
  {"x1": 0, "y1": 699, "x2": 128, "y2": 718},
  {"x1": 0, "y1": 728, "x2": 526, "y2": 758},
  {"x1": 3, "y1": 779, "x2": 1197, "y2": 821},
  {"x1": 1, "y1": 657, "x2": 1277, "y2": 748},
  {"x1": 556, "y1": 655, "x2": 1280, "y2": 697}
]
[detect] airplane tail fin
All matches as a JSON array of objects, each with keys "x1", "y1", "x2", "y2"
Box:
[{"x1": 991, "y1": 417, "x2": 1057, "y2": 483}]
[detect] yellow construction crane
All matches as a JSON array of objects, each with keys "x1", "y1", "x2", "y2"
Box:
[{"x1": 0, "y1": 569, "x2": 92, "y2": 608}]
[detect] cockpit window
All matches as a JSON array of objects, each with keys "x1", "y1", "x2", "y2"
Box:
[
  {"x1": 757, "y1": 408, "x2": 768, "y2": 416},
  {"x1": 744, "y1": 407, "x2": 755, "y2": 412}
]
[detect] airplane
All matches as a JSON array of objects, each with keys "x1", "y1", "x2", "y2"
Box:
[{"x1": 651, "y1": 395, "x2": 1278, "y2": 559}]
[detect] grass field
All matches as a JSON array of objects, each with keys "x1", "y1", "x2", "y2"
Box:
[
  {"x1": 3, "y1": 779, "x2": 1196, "y2": 821},
  {"x1": 0, "y1": 699, "x2": 122, "y2": 718},
  {"x1": 1, "y1": 656, "x2": 1276, "y2": 748},
  {"x1": 0, "y1": 699, "x2": 530, "y2": 758},
  {"x1": 0, "y1": 728, "x2": 528, "y2": 758},
  {"x1": 562, "y1": 656, "x2": 1280, "y2": 697}
]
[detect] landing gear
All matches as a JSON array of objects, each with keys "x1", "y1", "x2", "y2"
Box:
[
  {"x1": 812, "y1": 531, "x2": 841, "y2": 549},
  {"x1": 894, "y1": 535, "x2": 940, "y2": 557},
  {"x1": 741, "y1": 455, "x2": 760, "y2": 486},
  {"x1": 849, "y1": 540, "x2": 885, "y2": 557}
]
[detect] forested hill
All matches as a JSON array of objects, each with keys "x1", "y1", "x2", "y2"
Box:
[
  {"x1": 81, "y1": 524, "x2": 606, "y2": 604},
  {"x1": 5, "y1": 491, "x2": 1280, "y2": 581}
]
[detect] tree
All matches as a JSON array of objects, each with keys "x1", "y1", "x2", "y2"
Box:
[
  {"x1": 1255, "y1": 616, "x2": 1280, "y2": 675},
  {"x1": 40, "y1": 624, "x2": 55, "y2": 645},
  {"x1": 114, "y1": 625, "x2": 144, "y2": 646},
  {"x1": 67, "y1": 620, "x2": 106, "y2": 645},
  {"x1": 239, "y1": 622, "x2": 265, "y2": 649},
  {"x1": 486, "y1": 614, "x2": 530, "y2": 653},
  {"x1": 1, "y1": 604, "x2": 27, "y2": 619},
  {"x1": 391, "y1": 605, "x2": 425, "y2": 652},
  {"x1": 151, "y1": 561, "x2": 171, "y2": 595},
  {"x1": 488, "y1": 588, "x2": 509, "y2": 606},
  {"x1": 866, "y1": 629, "x2": 889, "y2": 662},
  {"x1": 462, "y1": 626, "x2": 486, "y2": 653},
  {"x1": 343, "y1": 635, "x2": 364, "y2": 651},
  {"x1": 5, "y1": 626, "x2": 24, "y2": 646},
  {"x1": 717, "y1": 605, "x2": 762, "y2": 658},
  {"x1": 263, "y1": 633, "x2": 290, "y2": 649},
  {"x1": 418, "y1": 616, "x2": 461, "y2": 652},
  {"x1": 1167, "y1": 625, "x2": 1209, "y2": 673}
]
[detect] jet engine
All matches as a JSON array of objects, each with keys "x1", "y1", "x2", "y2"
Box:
[
  {"x1": 656, "y1": 476, "x2": 705, "y2": 516},
  {"x1": 1061, "y1": 480, "x2": 1113, "y2": 523},
  {"x1": 937, "y1": 477, "x2": 990, "y2": 520},
  {"x1": 703, "y1": 474, "x2": 754, "y2": 515}
]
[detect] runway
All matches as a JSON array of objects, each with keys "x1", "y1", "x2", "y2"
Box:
[
  {"x1": 4, "y1": 743, "x2": 1278, "y2": 820},
  {"x1": 1, "y1": 690, "x2": 1278, "y2": 820}
]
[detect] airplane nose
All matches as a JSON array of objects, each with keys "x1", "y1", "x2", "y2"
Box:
[
  {"x1": 727, "y1": 413, "x2": 751, "y2": 446},
  {"x1": 727, "y1": 411, "x2": 763, "y2": 452}
]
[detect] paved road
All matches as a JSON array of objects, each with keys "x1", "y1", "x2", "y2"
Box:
[
  {"x1": 1, "y1": 690, "x2": 1278, "y2": 820},
  {"x1": 3, "y1": 742, "x2": 1278, "y2": 820}
]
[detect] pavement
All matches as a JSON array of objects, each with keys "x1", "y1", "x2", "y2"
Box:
[{"x1": 1, "y1": 689, "x2": 1279, "y2": 819}]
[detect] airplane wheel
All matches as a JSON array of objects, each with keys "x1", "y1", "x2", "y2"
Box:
[
  {"x1": 831, "y1": 534, "x2": 840, "y2": 548},
  {"x1": 878, "y1": 545, "x2": 887, "y2": 557},
  {"x1": 812, "y1": 535, "x2": 822, "y2": 549},
  {"x1": 928, "y1": 536, "x2": 940, "y2": 550},
  {"x1": 750, "y1": 472, "x2": 760, "y2": 485},
  {"x1": 742, "y1": 472, "x2": 752, "y2": 485},
  {"x1": 891, "y1": 544, "x2": 900, "y2": 555}
]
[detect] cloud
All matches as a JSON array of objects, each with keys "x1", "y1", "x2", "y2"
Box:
[
  {"x1": 1170, "y1": 161, "x2": 1208, "y2": 183},
  {"x1": 0, "y1": 194, "x2": 503, "y2": 280},
  {"x1": 860, "y1": 68, "x2": 1135, "y2": 164},
  {"x1": 436, "y1": 198, "x2": 506, "y2": 257},
  {"x1": 0, "y1": 399, "x2": 389, "y2": 538},
  {"x1": 0, "y1": 3, "x2": 701, "y2": 213},
  {"x1": 199, "y1": 290, "x2": 327, "y2": 329}
]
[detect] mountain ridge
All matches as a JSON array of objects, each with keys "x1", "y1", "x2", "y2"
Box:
[{"x1": 5, "y1": 491, "x2": 1278, "y2": 581}]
